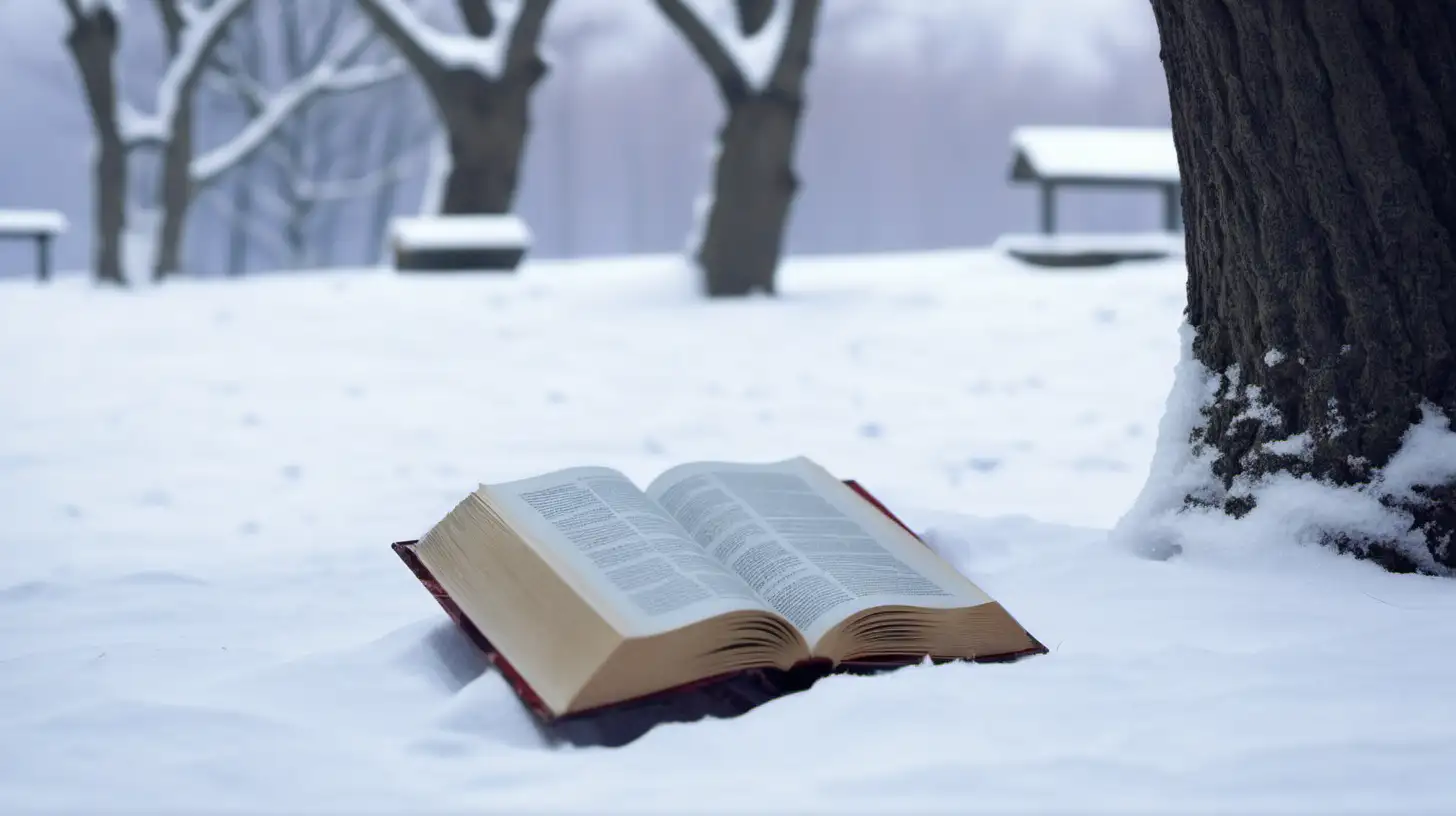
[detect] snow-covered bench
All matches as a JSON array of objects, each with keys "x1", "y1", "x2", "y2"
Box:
[
  {"x1": 389, "y1": 214, "x2": 532, "y2": 273},
  {"x1": 1004, "y1": 127, "x2": 1183, "y2": 268},
  {"x1": 0, "y1": 209, "x2": 67, "y2": 281}
]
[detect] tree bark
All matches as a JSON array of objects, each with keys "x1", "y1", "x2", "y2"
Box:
[
  {"x1": 698, "y1": 94, "x2": 804, "y2": 296},
  {"x1": 356, "y1": 0, "x2": 552, "y2": 218},
  {"x1": 658, "y1": 0, "x2": 820, "y2": 297},
  {"x1": 435, "y1": 70, "x2": 537, "y2": 215},
  {"x1": 153, "y1": 0, "x2": 195, "y2": 280},
  {"x1": 153, "y1": 92, "x2": 194, "y2": 279},
  {"x1": 1152, "y1": 0, "x2": 1456, "y2": 572},
  {"x1": 63, "y1": 7, "x2": 127, "y2": 286}
]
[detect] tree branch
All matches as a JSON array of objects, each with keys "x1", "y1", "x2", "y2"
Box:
[
  {"x1": 736, "y1": 0, "x2": 773, "y2": 36},
  {"x1": 654, "y1": 0, "x2": 748, "y2": 106},
  {"x1": 191, "y1": 25, "x2": 401, "y2": 187},
  {"x1": 355, "y1": 0, "x2": 446, "y2": 85},
  {"x1": 152, "y1": 0, "x2": 187, "y2": 53},
  {"x1": 766, "y1": 0, "x2": 819, "y2": 95},
  {"x1": 124, "y1": 0, "x2": 252, "y2": 147},
  {"x1": 503, "y1": 0, "x2": 553, "y2": 82},
  {"x1": 456, "y1": 0, "x2": 495, "y2": 38},
  {"x1": 60, "y1": 0, "x2": 85, "y2": 24}
]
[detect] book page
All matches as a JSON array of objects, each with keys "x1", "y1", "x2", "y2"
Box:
[
  {"x1": 646, "y1": 457, "x2": 991, "y2": 647},
  {"x1": 483, "y1": 467, "x2": 773, "y2": 637}
]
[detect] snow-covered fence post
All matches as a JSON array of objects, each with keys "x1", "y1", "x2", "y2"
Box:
[
  {"x1": 355, "y1": 0, "x2": 555, "y2": 217},
  {"x1": 59, "y1": 0, "x2": 127, "y2": 285},
  {"x1": 655, "y1": 0, "x2": 821, "y2": 297}
]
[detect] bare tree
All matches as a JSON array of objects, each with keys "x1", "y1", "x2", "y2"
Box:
[
  {"x1": 656, "y1": 0, "x2": 820, "y2": 296},
  {"x1": 59, "y1": 0, "x2": 127, "y2": 285},
  {"x1": 204, "y1": 1, "x2": 426, "y2": 271},
  {"x1": 355, "y1": 0, "x2": 554, "y2": 216},
  {"x1": 126, "y1": 0, "x2": 398, "y2": 279},
  {"x1": 1148, "y1": 1, "x2": 1456, "y2": 573}
]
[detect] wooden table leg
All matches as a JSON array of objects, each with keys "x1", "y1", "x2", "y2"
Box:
[{"x1": 37, "y1": 233, "x2": 52, "y2": 283}]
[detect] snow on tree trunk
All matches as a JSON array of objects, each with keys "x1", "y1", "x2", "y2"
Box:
[
  {"x1": 1147, "y1": 0, "x2": 1456, "y2": 572},
  {"x1": 62, "y1": 5, "x2": 127, "y2": 286},
  {"x1": 356, "y1": 0, "x2": 554, "y2": 218},
  {"x1": 419, "y1": 136, "x2": 451, "y2": 216},
  {"x1": 657, "y1": 0, "x2": 820, "y2": 297},
  {"x1": 124, "y1": 207, "x2": 160, "y2": 285}
]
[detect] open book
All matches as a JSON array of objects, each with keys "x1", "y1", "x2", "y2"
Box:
[{"x1": 414, "y1": 456, "x2": 1041, "y2": 717}]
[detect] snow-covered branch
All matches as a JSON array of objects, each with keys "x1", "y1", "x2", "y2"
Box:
[
  {"x1": 191, "y1": 26, "x2": 405, "y2": 187},
  {"x1": 656, "y1": 0, "x2": 794, "y2": 99},
  {"x1": 123, "y1": 0, "x2": 252, "y2": 147},
  {"x1": 356, "y1": 0, "x2": 522, "y2": 79}
]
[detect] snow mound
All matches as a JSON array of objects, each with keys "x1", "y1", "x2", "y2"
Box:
[{"x1": 1113, "y1": 324, "x2": 1456, "y2": 575}]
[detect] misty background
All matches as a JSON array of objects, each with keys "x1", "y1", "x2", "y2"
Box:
[{"x1": 0, "y1": 0, "x2": 1171, "y2": 277}]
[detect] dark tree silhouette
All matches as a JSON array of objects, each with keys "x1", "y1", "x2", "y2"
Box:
[
  {"x1": 60, "y1": 0, "x2": 127, "y2": 285},
  {"x1": 1152, "y1": 0, "x2": 1456, "y2": 572},
  {"x1": 657, "y1": 0, "x2": 821, "y2": 297},
  {"x1": 356, "y1": 0, "x2": 554, "y2": 216}
]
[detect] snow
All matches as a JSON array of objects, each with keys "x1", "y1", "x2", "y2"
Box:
[
  {"x1": 1263, "y1": 431, "x2": 1312, "y2": 458},
  {"x1": 1381, "y1": 404, "x2": 1456, "y2": 498},
  {"x1": 1012, "y1": 126, "x2": 1181, "y2": 184},
  {"x1": 367, "y1": 0, "x2": 521, "y2": 79},
  {"x1": 1114, "y1": 326, "x2": 1456, "y2": 577},
  {"x1": 3, "y1": 250, "x2": 1455, "y2": 811},
  {"x1": 680, "y1": 0, "x2": 794, "y2": 93},
  {"x1": 390, "y1": 214, "x2": 532, "y2": 249},
  {"x1": 0, "y1": 209, "x2": 67, "y2": 234}
]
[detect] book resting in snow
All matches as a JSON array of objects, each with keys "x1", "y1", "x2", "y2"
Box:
[{"x1": 406, "y1": 456, "x2": 1043, "y2": 717}]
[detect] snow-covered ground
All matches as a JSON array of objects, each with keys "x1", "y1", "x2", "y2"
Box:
[{"x1": 2, "y1": 251, "x2": 1453, "y2": 812}]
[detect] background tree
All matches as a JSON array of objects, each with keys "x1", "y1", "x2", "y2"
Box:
[
  {"x1": 121, "y1": 0, "x2": 251, "y2": 279},
  {"x1": 1150, "y1": 0, "x2": 1456, "y2": 572},
  {"x1": 128, "y1": 0, "x2": 396, "y2": 280},
  {"x1": 355, "y1": 0, "x2": 554, "y2": 216},
  {"x1": 656, "y1": 0, "x2": 821, "y2": 297},
  {"x1": 60, "y1": 0, "x2": 127, "y2": 285},
  {"x1": 204, "y1": 1, "x2": 425, "y2": 272}
]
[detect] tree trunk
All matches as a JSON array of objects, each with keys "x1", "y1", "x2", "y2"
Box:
[
  {"x1": 656, "y1": 0, "x2": 820, "y2": 297},
  {"x1": 1152, "y1": 0, "x2": 1456, "y2": 572},
  {"x1": 153, "y1": 95, "x2": 194, "y2": 279},
  {"x1": 435, "y1": 70, "x2": 534, "y2": 215},
  {"x1": 153, "y1": 1, "x2": 192, "y2": 280},
  {"x1": 355, "y1": 0, "x2": 552, "y2": 221},
  {"x1": 697, "y1": 93, "x2": 804, "y2": 296},
  {"x1": 227, "y1": 173, "x2": 251, "y2": 276},
  {"x1": 64, "y1": 10, "x2": 127, "y2": 286}
]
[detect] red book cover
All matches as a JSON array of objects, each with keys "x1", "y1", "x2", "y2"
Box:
[{"x1": 393, "y1": 479, "x2": 1046, "y2": 746}]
